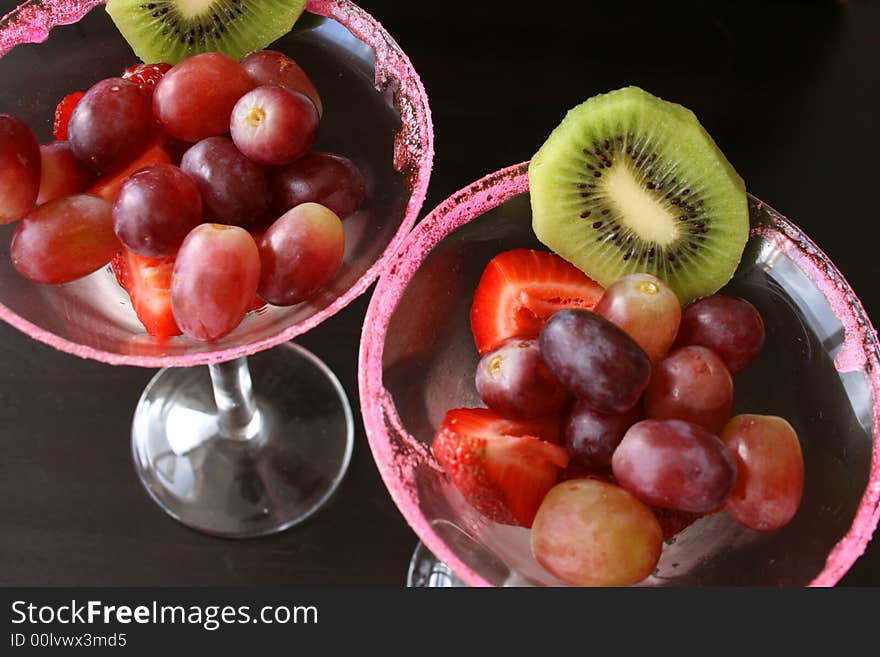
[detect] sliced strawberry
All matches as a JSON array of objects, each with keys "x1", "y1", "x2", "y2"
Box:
[
  {"x1": 88, "y1": 139, "x2": 172, "y2": 203},
  {"x1": 122, "y1": 62, "x2": 172, "y2": 93},
  {"x1": 470, "y1": 249, "x2": 605, "y2": 355},
  {"x1": 53, "y1": 91, "x2": 84, "y2": 141},
  {"x1": 443, "y1": 407, "x2": 561, "y2": 444},
  {"x1": 432, "y1": 408, "x2": 569, "y2": 527},
  {"x1": 112, "y1": 250, "x2": 181, "y2": 338}
]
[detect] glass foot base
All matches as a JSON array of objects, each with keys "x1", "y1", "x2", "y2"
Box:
[
  {"x1": 131, "y1": 342, "x2": 354, "y2": 538},
  {"x1": 407, "y1": 542, "x2": 467, "y2": 587}
]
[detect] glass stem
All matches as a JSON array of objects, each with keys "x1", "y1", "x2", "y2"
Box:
[{"x1": 209, "y1": 357, "x2": 262, "y2": 441}]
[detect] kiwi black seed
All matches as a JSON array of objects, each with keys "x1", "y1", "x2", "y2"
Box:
[
  {"x1": 529, "y1": 86, "x2": 749, "y2": 303},
  {"x1": 106, "y1": 0, "x2": 306, "y2": 65}
]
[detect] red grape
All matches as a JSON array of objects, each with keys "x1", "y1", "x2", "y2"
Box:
[
  {"x1": 0, "y1": 115, "x2": 41, "y2": 223},
  {"x1": 153, "y1": 53, "x2": 255, "y2": 142},
  {"x1": 257, "y1": 202, "x2": 344, "y2": 306},
  {"x1": 171, "y1": 224, "x2": 260, "y2": 341},
  {"x1": 721, "y1": 414, "x2": 804, "y2": 531},
  {"x1": 595, "y1": 273, "x2": 681, "y2": 362},
  {"x1": 241, "y1": 50, "x2": 323, "y2": 116},
  {"x1": 37, "y1": 142, "x2": 95, "y2": 206},
  {"x1": 645, "y1": 345, "x2": 733, "y2": 433},
  {"x1": 676, "y1": 295, "x2": 765, "y2": 374},
  {"x1": 270, "y1": 151, "x2": 365, "y2": 219},
  {"x1": 562, "y1": 400, "x2": 641, "y2": 470},
  {"x1": 531, "y1": 478, "x2": 663, "y2": 586},
  {"x1": 474, "y1": 337, "x2": 568, "y2": 419},
  {"x1": 180, "y1": 137, "x2": 269, "y2": 225},
  {"x1": 539, "y1": 309, "x2": 651, "y2": 414},
  {"x1": 612, "y1": 418, "x2": 737, "y2": 513},
  {"x1": 230, "y1": 86, "x2": 318, "y2": 165},
  {"x1": 67, "y1": 78, "x2": 153, "y2": 173},
  {"x1": 112, "y1": 164, "x2": 202, "y2": 257},
  {"x1": 11, "y1": 194, "x2": 118, "y2": 284}
]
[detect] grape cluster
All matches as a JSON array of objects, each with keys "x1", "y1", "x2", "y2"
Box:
[
  {"x1": 1, "y1": 50, "x2": 366, "y2": 342},
  {"x1": 441, "y1": 256, "x2": 805, "y2": 587}
]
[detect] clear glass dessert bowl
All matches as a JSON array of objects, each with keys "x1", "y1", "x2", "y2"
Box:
[
  {"x1": 0, "y1": 0, "x2": 433, "y2": 537},
  {"x1": 359, "y1": 161, "x2": 880, "y2": 586}
]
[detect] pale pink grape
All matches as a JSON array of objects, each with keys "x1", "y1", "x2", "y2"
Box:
[
  {"x1": 531, "y1": 478, "x2": 663, "y2": 586},
  {"x1": 595, "y1": 273, "x2": 681, "y2": 362}
]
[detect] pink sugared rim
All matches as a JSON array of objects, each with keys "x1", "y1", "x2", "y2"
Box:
[
  {"x1": 358, "y1": 161, "x2": 880, "y2": 587},
  {"x1": 0, "y1": 0, "x2": 434, "y2": 367}
]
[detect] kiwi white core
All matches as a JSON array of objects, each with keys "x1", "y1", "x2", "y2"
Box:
[
  {"x1": 176, "y1": 0, "x2": 216, "y2": 18},
  {"x1": 603, "y1": 164, "x2": 678, "y2": 247},
  {"x1": 176, "y1": 0, "x2": 218, "y2": 19}
]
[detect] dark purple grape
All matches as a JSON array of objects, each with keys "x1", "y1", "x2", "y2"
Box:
[
  {"x1": 612, "y1": 419, "x2": 737, "y2": 513},
  {"x1": 241, "y1": 50, "x2": 323, "y2": 116},
  {"x1": 270, "y1": 151, "x2": 365, "y2": 219},
  {"x1": 67, "y1": 77, "x2": 153, "y2": 173},
  {"x1": 675, "y1": 295, "x2": 765, "y2": 374},
  {"x1": 539, "y1": 309, "x2": 651, "y2": 414},
  {"x1": 112, "y1": 164, "x2": 202, "y2": 257},
  {"x1": 37, "y1": 142, "x2": 94, "y2": 206},
  {"x1": 0, "y1": 114, "x2": 41, "y2": 223},
  {"x1": 562, "y1": 400, "x2": 641, "y2": 470},
  {"x1": 230, "y1": 86, "x2": 319, "y2": 166},
  {"x1": 180, "y1": 137, "x2": 269, "y2": 225},
  {"x1": 474, "y1": 337, "x2": 569, "y2": 420}
]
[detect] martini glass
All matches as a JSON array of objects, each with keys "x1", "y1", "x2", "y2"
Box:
[
  {"x1": 0, "y1": 0, "x2": 433, "y2": 537},
  {"x1": 359, "y1": 162, "x2": 880, "y2": 586}
]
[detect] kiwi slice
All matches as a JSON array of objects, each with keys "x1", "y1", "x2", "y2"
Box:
[
  {"x1": 105, "y1": 0, "x2": 306, "y2": 65},
  {"x1": 529, "y1": 86, "x2": 749, "y2": 303}
]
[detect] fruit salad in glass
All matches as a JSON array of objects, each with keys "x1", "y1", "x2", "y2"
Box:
[
  {"x1": 359, "y1": 88, "x2": 880, "y2": 586},
  {"x1": 0, "y1": 0, "x2": 433, "y2": 536}
]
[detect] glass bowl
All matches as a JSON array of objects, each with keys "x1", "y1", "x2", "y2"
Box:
[
  {"x1": 359, "y1": 161, "x2": 880, "y2": 586},
  {"x1": 0, "y1": 0, "x2": 433, "y2": 537}
]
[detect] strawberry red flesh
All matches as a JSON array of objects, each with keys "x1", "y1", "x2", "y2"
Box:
[
  {"x1": 88, "y1": 139, "x2": 172, "y2": 203},
  {"x1": 442, "y1": 407, "x2": 562, "y2": 444},
  {"x1": 250, "y1": 294, "x2": 268, "y2": 312},
  {"x1": 122, "y1": 63, "x2": 173, "y2": 93},
  {"x1": 432, "y1": 408, "x2": 569, "y2": 527},
  {"x1": 112, "y1": 250, "x2": 181, "y2": 338},
  {"x1": 470, "y1": 249, "x2": 604, "y2": 355},
  {"x1": 53, "y1": 91, "x2": 84, "y2": 141}
]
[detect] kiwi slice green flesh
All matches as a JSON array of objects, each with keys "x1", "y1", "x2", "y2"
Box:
[
  {"x1": 529, "y1": 86, "x2": 749, "y2": 303},
  {"x1": 106, "y1": 0, "x2": 306, "y2": 65}
]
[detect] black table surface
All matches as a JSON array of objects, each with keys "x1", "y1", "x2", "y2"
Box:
[{"x1": 0, "y1": 0, "x2": 878, "y2": 586}]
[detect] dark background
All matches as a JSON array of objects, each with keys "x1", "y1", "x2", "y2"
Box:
[{"x1": 0, "y1": 0, "x2": 878, "y2": 585}]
